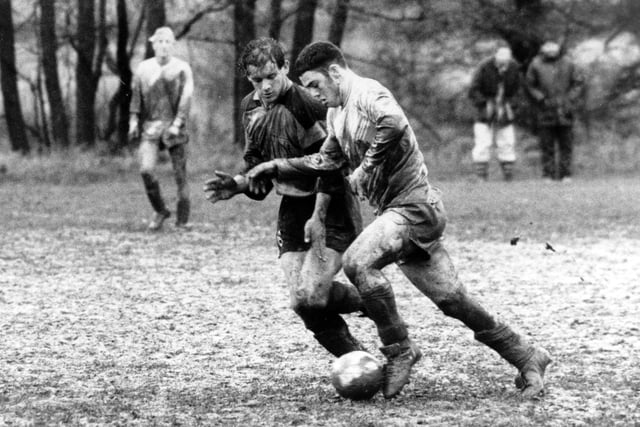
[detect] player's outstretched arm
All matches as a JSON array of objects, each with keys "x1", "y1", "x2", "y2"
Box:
[
  {"x1": 246, "y1": 160, "x2": 279, "y2": 193},
  {"x1": 203, "y1": 171, "x2": 248, "y2": 204}
]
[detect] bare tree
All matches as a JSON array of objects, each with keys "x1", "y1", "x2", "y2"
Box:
[
  {"x1": 0, "y1": 0, "x2": 30, "y2": 154},
  {"x1": 75, "y1": 0, "x2": 107, "y2": 146},
  {"x1": 472, "y1": 0, "x2": 547, "y2": 68},
  {"x1": 289, "y1": 0, "x2": 318, "y2": 73},
  {"x1": 145, "y1": 0, "x2": 166, "y2": 58},
  {"x1": 328, "y1": 0, "x2": 350, "y2": 46},
  {"x1": 114, "y1": 0, "x2": 132, "y2": 151},
  {"x1": 103, "y1": 6, "x2": 145, "y2": 150},
  {"x1": 268, "y1": 0, "x2": 283, "y2": 40},
  {"x1": 40, "y1": 0, "x2": 70, "y2": 147},
  {"x1": 233, "y1": 0, "x2": 256, "y2": 146}
]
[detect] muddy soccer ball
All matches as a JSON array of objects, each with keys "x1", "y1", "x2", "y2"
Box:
[{"x1": 331, "y1": 351, "x2": 383, "y2": 400}]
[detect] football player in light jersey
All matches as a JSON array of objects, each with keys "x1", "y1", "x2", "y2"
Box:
[{"x1": 129, "y1": 26, "x2": 194, "y2": 231}]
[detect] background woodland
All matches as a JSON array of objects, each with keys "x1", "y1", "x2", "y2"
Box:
[{"x1": 1, "y1": 0, "x2": 640, "y2": 176}]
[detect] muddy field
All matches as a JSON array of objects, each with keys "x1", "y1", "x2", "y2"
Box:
[{"x1": 1, "y1": 174, "x2": 639, "y2": 426}]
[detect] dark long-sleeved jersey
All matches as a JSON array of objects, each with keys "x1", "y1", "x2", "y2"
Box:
[{"x1": 240, "y1": 83, "x2": 331, "y2": 199}]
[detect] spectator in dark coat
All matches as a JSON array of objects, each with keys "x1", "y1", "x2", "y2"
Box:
[{"x1": 525, "y1": 40, "x2": 585, "y2": 181}]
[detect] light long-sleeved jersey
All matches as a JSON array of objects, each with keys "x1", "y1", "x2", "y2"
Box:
[
  {"x1": 130, "y1": 56, "x2": 194, "y2": 128},
  {"x1": 277, "y1": 72, "x2": 431, "y2": 212}
]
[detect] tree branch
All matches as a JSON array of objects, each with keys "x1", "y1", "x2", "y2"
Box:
[
  {"x1": 349, "y1": 4, "x2": 425, "y2": 22},
  {"x1": 175, "y1": 1, "x2": 232, "y2": 40},
  {"x1": 93, "y1": 0, "x2": 108, "y2": 84},
  {"x1": 128, "y1": 7, "x2": 146, "y2": 58},
  {"x1": 182, "y1": 35, "x2": 234, "y2": 45}
]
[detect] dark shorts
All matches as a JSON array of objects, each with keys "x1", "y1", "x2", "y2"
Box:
[{"x1": 276, "y1": 194, "x2": 356, "y2": 256}]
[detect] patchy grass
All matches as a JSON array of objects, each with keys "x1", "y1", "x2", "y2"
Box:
[{"x1": 1, "y1": 174, "x2": 639, "y2": 426}]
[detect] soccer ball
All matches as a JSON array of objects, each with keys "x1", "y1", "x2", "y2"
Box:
[{"x1": 331, "y1": 351, "x2": 383, "y2": 400}]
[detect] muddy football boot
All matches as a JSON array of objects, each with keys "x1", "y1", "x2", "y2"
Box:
[
  {"x1": 148, "y1": 210, "x2": 171, "y2": 231},
  {"x1": 475, "y1": 323, "x2": 552, "y2": 400},
  {"x1": 514, "y1": 346, "x2": 552, "y2": 399},
  {"x1": 380, "y1": 338, "x2": 422, "y2": 398}
]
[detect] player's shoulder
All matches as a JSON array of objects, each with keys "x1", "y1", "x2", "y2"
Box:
[
  {"x1": 171, "y1": 56, "x2": 192, "y2": 70},
  {"x1": 360, "y1": 77, "x2": 391, "y2": 97},
  {"x1": 529, "y1": 55, "x2": 545, "y2": 69},
  {"x1": 135, "y1": 58, "x2": 156, "y2": 73},
  {"x1": 240, "y1": 91, "x2": 259, "y2": 113},
  {"x1": 282, "y1": 84, "x2": 324, "y2": 111},
  {"x1": 281, "y1": 84, "x2": 327, "y2": 128},
  {"x1": 354, "y1": 76, "x2": 394, "y2": 106}
]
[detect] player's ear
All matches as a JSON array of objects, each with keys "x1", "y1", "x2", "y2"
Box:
[
  {"x1": 328, "y1": 64, "x2": 342, "y2": 83},
  {"x1": 282, "y1": 60, "x2": 290, "y2": 75}
]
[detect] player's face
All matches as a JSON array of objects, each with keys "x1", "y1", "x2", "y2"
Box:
[
  {"x1": 300, "y1": 70, "x2": 341, "y2": 108},
  {"x1": 495, "y1": 58, "x2": 509, "y2": 74},
  {"x1": 152, "y1": 35, "x2": 174, "y2": 60},
  {"x1": 246, "y1": 60, "x2": 290, "y2": 105}
]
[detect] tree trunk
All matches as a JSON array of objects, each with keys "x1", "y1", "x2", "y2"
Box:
[
  {"x1": 40, "y1": 0, "x2": 70, "y2": 147},
  {"x1": 328, "y1": 0, "x2": 350, "y2": 47},
  {"x1": 115, "y1": 0, "x2": 132, "y2": 151},
  {"x1": 507, "y1": 0, "x2": 545, "y2": 67},
  {"x1": 76, "y1": 0, "x2": 96, "y2": 145},
  {"x1": 268, "y1": 0, "x2": 282, "y2": 40},
  {"x1": 0, "y1": 0, "x2": 30, "y2": 154},
  {"x1": 289, "y1": 0, "x2": 318, "y2": 74},
  {"x1": 233, "y1": 0, "x2": 256, "y2": 146},
  {"x1": 145, "y1": 0, "x2": 166, "y2": 59}
]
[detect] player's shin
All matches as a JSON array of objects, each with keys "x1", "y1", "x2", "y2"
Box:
[
  {"x1": 358, "y1": 285, "x2": 422, "y2": 399},
  {"x1": 296, "y1": 308, "x2": 364, "y2": 357},
  {"x1": 328, "y1": 280, "x2": 364, "y2": 314},
  {"x1": 176, "y1": 198, "x2": 190, "y2": 227},
  {"x1": 142, "y1": 173, "x2": 169, "y2": 215}
]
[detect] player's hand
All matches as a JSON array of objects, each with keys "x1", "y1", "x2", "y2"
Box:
[
  {"x1": 203, "y1": 171, "x2": 239, "y2": 204},
  {"x1": 304, "y1": 215, "x2": 327, "y2": 262},
  {"x1": 167, "y1": 124, "x2": 180, "y2": 136},
  {"x1": 347, "y1": 166, "x2": 369, "y2": 201},
  {"x1": 485, "y1": 101, "x2": 495, "y2": 121},
  {"x1": 127, "y1": 125, "x2": 140, "y2": 142},
  {"x1": 246, "y1": 161, "x2": 277, "y2": 193}
]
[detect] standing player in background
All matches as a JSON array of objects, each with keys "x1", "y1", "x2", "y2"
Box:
[
  {"x1": 468, "y1": 46, "x2": 521, "y2": 181},
  {"x1": 129, "y1": 26, "x2": 194, "y2": 231},
  {"x1": 248, "y1": 41, "x2": 551, "y2": 400},
  {"x1": 203, "y1": 38, "x2": 367, "y2": 358}
]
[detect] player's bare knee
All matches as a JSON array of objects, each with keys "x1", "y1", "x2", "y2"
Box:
[
  {"x1": 291, "y1": 287, "x2": 329, "y2": 312},
  {"x1": 342, "y1": 249, "x2": 368, "y2": 284}
]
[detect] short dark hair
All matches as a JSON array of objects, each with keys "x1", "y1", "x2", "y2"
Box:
[
  {"x1": 239, "y1": 37, "x2": 286, "y2": 75},
  {"x1": 294, "y1": 41, "x2": 347, "y2": 76}
]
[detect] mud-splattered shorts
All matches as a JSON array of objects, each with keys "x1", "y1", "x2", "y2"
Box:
[{"x1": 276, "y1": 194, "x2": 356, "y2": 256}]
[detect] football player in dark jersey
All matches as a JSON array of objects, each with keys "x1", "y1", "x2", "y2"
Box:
[{"x1": 204, "y1": 38, "x2": 366, "y2": 358}]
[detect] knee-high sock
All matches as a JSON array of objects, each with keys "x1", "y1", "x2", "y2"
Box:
[
  {"x1": 296, "y1": 307, "x2": 364, "y2": 357},
  {"x1": 360, "y1": 286, "x2": 408, "y2": 346},
  {"x1": 142, "y1": 173, "x2": 168, "y2": 214},
  {"x1": 329, "y1": 280, "x2": 363, "y2": 314}
]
